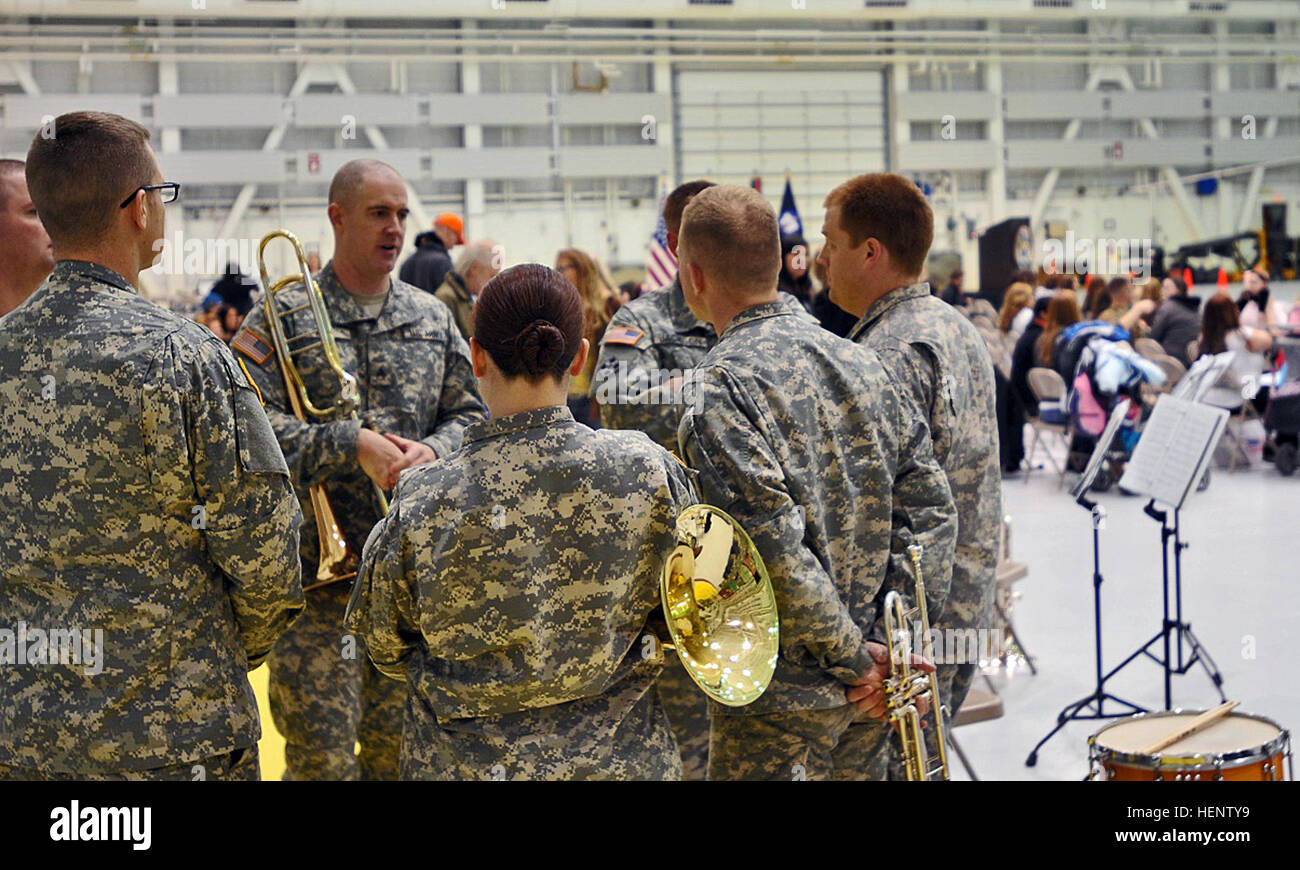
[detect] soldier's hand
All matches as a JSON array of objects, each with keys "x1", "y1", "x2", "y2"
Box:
[
  {"x1": 357, "y1": 427, "x2": 406, "y2": 491},
  {"x1": 845, "y1": 641, "x2": 935, "y2": 720},
  {"x1": 382, "y1": 432, "x2": 437, "y2": 476}
]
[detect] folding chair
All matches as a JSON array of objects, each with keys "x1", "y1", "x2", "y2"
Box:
[
  {"x1": 1025, "y1": 367, "x2": 1071, "y2": 487},
  {"x1": 1200, "y1": 351, "x2": 1263, "y2": 473},
  {"x1": 1134, "y1": 337, "x2": 1165, "y2": 360}
]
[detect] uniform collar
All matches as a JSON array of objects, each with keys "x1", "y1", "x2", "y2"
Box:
[
  {"x1": 464, "y1": 405, "x2": 574, "y2": 444},
  {"x1": 50, "y1": 260, "x2": 138, "y2": 295},
  {"x1": 849, "y1": 282, "x2": 931, "y2": 341},
  {"x1": 665, "y1": 277, "x2": 715, "y2": 337},
  {"x1": 718, "y1": 299, "x2": 791, "y2": 339},
  {"x1": 317, "y1": 261, "x2": 422, "y2": 332}
]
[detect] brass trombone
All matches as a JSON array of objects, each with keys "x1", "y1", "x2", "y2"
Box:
[
  {"x1": 258, "y1": 229, "x2": 388, "y2": 591},
  {"x1": 883, "y1": 543, "x2": 950, "y2": 781},
  {"x1": 658, "y1": 505, "x2": 780, "y2": 706}
]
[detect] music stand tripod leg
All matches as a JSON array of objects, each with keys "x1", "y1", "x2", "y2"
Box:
[{"x1": 994, "y1": 600, "x2": 1039, "y2": 675}]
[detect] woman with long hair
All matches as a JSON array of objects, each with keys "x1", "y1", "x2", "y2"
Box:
[
  {"x1": 1037, "y1": 289, "x2": 1082, "y2": 369},
  {"x1": 778, "y1": 234, "x2": 814, "y2": 310},
  {"x1": 998, "y1": 282, "x2": 1034, "y2": 337},
  {"x1": 345, "y1": 263, "x2": 694, "y2": 780},
  {"x1": 555, "y1": 248, "x2": 621, "y2": 426},
  {"x1": 1199, "y1": 292, "x2": 1275, "y2": 412},
  {"x1": 1083, "y1": 275, "x2": 1108, "y2": 319}
]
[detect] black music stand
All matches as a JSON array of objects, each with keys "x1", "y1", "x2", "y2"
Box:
[
  {"x1": 1109, "y1": 395, "x2": 1231, "y2": 710},
  {"x1": 1026, "y1": 400, "x2": 1146, "y2": 766}
]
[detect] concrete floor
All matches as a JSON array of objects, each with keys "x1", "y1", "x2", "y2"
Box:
[{"x1": 950, "y1": 436, "x2": 1299, "y2": 781}]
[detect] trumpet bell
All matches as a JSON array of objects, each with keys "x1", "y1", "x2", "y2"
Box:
[{"x1": 660, "y1": 505, "x2": 780, "y2": 707}]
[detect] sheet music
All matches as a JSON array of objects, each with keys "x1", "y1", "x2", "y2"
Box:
[{"x1": 1119, "y1": 396, "x2": 1229, "y2": 509}]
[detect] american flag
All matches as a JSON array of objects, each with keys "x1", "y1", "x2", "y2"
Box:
[{"x1": 644, "y1": 179, "x2": 677, "y2": 291}]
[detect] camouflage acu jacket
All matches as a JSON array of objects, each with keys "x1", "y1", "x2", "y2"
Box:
[
  {"x1": 231, "y1": 262, "x2": 487, "y2": 572},
  {"x1": 848, "y1": 283, "x2": 1002, "y2": 637},
  {"x1": 0, "y1": 260, "x2": 304, "y2": 774},
  {"x1": 345, "y1": 405, "x2": 695, "y2": 779},
  {"x1": 678, "y1": 300, "x2": 956, "y2": 715},
  {"x1": 594, "y1": 278, "x2": 814, "y2": 450}
]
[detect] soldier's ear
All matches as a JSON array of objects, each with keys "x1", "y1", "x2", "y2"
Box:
[
  {"x1": 568, "y1": 338, "x2": 589, "y2": 378},
  {"x1": 469, "y1": 337, "x2": 488, "y2": 379}
]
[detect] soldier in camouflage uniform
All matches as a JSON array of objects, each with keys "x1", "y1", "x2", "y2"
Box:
[
  {"x1": 820, "y1": 173, "x2": 1002, "y2": 777},
  {"x1": 593, "y1": 180, "x2": 813, "y2": 780},
  {"x1": 673, "y1": 186, "x2": 957, "y2": 781},
  {"x1": 0, "y1": 112, "x2": 303, "y2": 781},
  {"x1": 232, "y1": 160, "x2": 487, "y2": 780},
  {"x1": 346, "y1": 264, "x2": 691, "y2": 780}
]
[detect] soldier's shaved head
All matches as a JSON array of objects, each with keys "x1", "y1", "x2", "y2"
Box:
[
  {"x1": 25, "y1": 112, "x2": 155, "y2": 249},
  {"x1": 328, "y1": 159, "x2": 402, "y2": 211},
  {"x1": 678, "y1": 185, "x2": 781, "y2": 302}
]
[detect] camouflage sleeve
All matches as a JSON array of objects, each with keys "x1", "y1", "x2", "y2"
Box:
[
  {"x1": 678, "y1": 367, "x2": 876, "y2": 684},
  {"x1": 231, "y1": 305, "x2": 362, "y2": 488},
  {"x1": 344, "y1": 483, "x2": 420, "y2": 681},
  {"x1": 420, "y1": 325, "x2": 487, "y2": 460},
  {"x1": 887, "y1": 338, "x2": 939, "y2": 423},
  {"x1": 594, "y1": 310, "x2": 681, "y2": 450},
  {"x1": 175, "y1": 336, "x2": 306, "y2": 668},
  {"x1": 869, "y1": 366, "x2": 958, "y2": 643}
]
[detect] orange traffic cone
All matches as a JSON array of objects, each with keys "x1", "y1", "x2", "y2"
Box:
[
  {"x1": 1217, "y1": 267, "x2": 1229, "y2": 289},
  {"x1": 1183, "y1": 267, "x2": 1194, "y2": 291}
]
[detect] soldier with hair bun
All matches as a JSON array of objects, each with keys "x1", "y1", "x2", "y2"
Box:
[{"x1": 346, "y1": 263, "x2": 695, "y2": 780}]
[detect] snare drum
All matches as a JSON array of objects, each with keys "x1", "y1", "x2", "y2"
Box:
[{"x1": 1089, "y1": 710, "x2": 1292, "y2": 781}]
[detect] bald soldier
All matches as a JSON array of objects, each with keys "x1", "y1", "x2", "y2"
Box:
[
  {"x1": 0, "y1": 112, "x2": 304, "y2": 780},
  {"x1": 820, "y1": 173, "x2": 1001, "y2": 775},
  {"x1": 675, "y1": 185, "x2": 956, "y2": 781},
  {"x1": 0, "y1": 159, "x2": 54, "y2": 318},
  {"x1": 232, "y1": 159, "x2": 487, "y2": 780}
]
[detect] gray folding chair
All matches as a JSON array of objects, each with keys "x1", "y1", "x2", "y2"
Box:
[{"x1": 1025, "y1": 367, "x2": 1071, "y2": 487}]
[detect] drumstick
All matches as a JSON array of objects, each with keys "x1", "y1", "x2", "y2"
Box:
[{"x1": 1137, "y1": 701, "x2": 1240, "y2": 755}]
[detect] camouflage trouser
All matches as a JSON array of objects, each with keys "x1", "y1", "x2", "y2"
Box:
[
  {"x1": 402, "y1": 677, "x2": 681, "y2": 781},
  {"x1": 268, "y1": 581, "x2": 405, "y2": 781},
  {"x1": 0, "y1": 745, "x2": 261, "y2": 781},
  {"x1": 655, "y1": 655, "x2": 710, "y2": 781},
  {"x1": 708, "y1": 705, "x2": 891, "y2": 781}
]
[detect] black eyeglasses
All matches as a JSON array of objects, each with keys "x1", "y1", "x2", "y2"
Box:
[{"x1": 119, "y1": 183, "x2": 180, "y2": 209}]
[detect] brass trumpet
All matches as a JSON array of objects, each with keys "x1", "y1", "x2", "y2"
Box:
[
  {"x1": 659, "y1": 505, "x2": 780, "y2": 706},
  {"x1": 258, "y1": 229, "x2": 388, "y2": 591},
  {"x1": 883, "y1": 543, "x2": 950, "y2": 781}
]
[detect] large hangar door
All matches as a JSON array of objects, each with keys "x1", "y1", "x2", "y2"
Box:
[{"x1": 676, "y1": 69, "x2": 887, "y2": 225}]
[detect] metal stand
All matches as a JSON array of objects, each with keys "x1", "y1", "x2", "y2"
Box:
[
  {"x1": 993, "y1": 600, "x2": 1038, "y2": 675},
  {"x1": 1111, "y1": 501, "x2": 1226, "y2": 709},
  {"x1": 1025, "y1": 493, "x2": 1147, "y2": 766}
]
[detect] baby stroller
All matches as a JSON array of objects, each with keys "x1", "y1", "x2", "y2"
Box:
[
  {"x1": 1264, "y1": 335, "x2": 1300, "y2": 476},
  {"x1": 1060, "y1": 323, "x2": 1166, "y2": 491}
]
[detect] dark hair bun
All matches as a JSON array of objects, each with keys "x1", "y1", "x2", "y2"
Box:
[
  {"x1": 472, "y1": 263, "x2": 585, "y2": 381},
  {"x1": 515, "y1": 319, "x2": 567, "y2": 376}
]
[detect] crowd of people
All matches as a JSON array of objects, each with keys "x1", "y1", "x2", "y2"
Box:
[
  {"x1": 1, "y1": 110, "x2": 1007, "y2": 782},
  {"x1": 938, "y1": 264, "x2": 1298, "y2": 474}
]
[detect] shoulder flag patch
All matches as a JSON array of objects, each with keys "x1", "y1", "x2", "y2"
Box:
[
  {"x1": 604, "y1": 326, "x2": 645, "y2": 347},
  {"x1": 232, "y1": 328, "x2": 275, "y2": 366}
]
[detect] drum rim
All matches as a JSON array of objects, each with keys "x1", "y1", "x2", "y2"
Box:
[{"x1": 1089, "y1": 709, "x2": 1292, "y2": 770}]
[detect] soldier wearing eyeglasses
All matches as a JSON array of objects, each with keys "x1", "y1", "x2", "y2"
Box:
[{"x1": 0, "y1": 111, "x2": 305, "y2": 781}]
